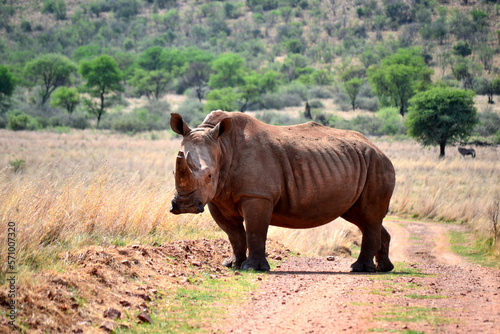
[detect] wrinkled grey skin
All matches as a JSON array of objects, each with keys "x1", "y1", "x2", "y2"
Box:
[{"x1": 170, "y1": 111, "x2": 396, "y2": 273}]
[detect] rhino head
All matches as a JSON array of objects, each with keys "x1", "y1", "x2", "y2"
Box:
[{"x1": 169, "y1": 113, "x2": 232, "y2": 215}]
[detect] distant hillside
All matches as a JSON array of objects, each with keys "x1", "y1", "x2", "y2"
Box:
[{"x1": 0, "y1": 0, "x2": 499, "y2": 139}]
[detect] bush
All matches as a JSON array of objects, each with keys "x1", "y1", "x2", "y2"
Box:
[
  {"x1": 475, "y1": 111, "x2": 500, "y2": 137},
  {"x1": 260, "y1": 92, "x2": 302, "y2": 110},
  {"x1": 112, "y1": 117, "x2": 147, "y2": 133},
  {"x1": 308, "y1": 100, "x2": 324, "y2": 109},
  {"x1": 308, "y1": 86, "x2": 334, "y2": 99},
  {"x1": 330, "y1": 115, "x2": 385, "y2": 136},
  {"x1": 7, "y1": 111, "x2": 41, "y2": 131},
  {"x1": 42, "y1": 0, "x2": 67, "y2": 20},
  {"x1": 174, "y1": 99, "x2": 206, "y2": 127},
  {"x1": 356, "y1": 97, "x2": 379, "y2": 112},
  {"x1": 376, "y1": 107, "x2": 406, "y2": 135},
  {"x1": 255, "y1": 111, "x2": 308, "y2": 125}
]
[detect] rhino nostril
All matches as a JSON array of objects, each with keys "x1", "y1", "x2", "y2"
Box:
[{"x1": 197, "y1": 203, "x2": 204, "y2": 213}]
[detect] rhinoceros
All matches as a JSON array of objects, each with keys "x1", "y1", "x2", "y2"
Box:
[{"x1": 170, "y1": 111, "x2": 396, "y2": 272}]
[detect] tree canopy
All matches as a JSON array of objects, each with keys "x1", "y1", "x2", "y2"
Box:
[
  {"x1": 23, "y1": 54, "x2": 77, "y2": 105},
  {"x1": 80, "y1": 55, "x2": 123, "y2": 127},
  {"x1": 405, "y1": 86, "x2": 478, "y2": 158},
  {"x1": 368, "y1": 47, "x2": 433, "y2": 116}
]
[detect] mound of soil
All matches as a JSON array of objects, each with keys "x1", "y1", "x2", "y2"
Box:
[{"x1": 0, "y1": 238, "x2": 290, "y2": 333}]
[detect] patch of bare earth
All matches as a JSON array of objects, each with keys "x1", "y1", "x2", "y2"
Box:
[
  {"x1": 0, "y1": 239, "x2": 290, "y2": 333},
  {"x1": 215, "y1": 220, "x2": 500, "y2": 334}
]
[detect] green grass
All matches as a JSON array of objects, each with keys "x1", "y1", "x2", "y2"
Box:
[
  {"x1": 374, "y1": 305, "x2": 456, "y2": 326},
  {"x1": 114, "y1": 270, "x2": 263, "y2": 333},
  {"x1": 404, "y1": 293, "x2": 447, "y2": 299},
  {"x1": 448, "y1": 230, "x2": 500, "y2": 268}
]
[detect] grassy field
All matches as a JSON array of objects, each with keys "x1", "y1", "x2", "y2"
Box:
[{"x1": 0, "y1": 128, "x2": 499, "y2": 282}]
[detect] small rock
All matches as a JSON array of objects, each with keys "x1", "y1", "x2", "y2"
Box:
[
  {"x1": 326, "y1": 256, "x2": 335, "y2": 261},
  {"x1": 121, "y1": 259, "x2": 131, "y2": 267},
  {"x1": 209, "y1": 274, "x2": 217, "y2": 280},
  {"x1": 104, "y1": 308, "x2": 121, "y2": 320},
  {"x1": 119, "y1": 300, "x2": 131, "y2": 307},
  {"x1": 76, "y1": 321, "x2": 90, "y2": 327},
  {"x1": 73, "y1": 329, "x2": 83, "y2": 334},
  {"x1": 99, "y1": 321, "x2": 115, "y2": 332},
  {"x1": 71, "y1": 303, "x2": 79, "y2": 310},
  {"x1": 234, "y1": 271, "x2": 242, "y2": 276},
  {"x1": 136, "y1": 293, "x2": 151, "y2": 302},
  {"x1": 131, "y1": 244, "x2": 140, "y2": 249},
  {"x1": 138, "y1": 311, "x2": 153, "y2": 324},
  {"x1": 191, "y1": 261, "x2": 201, "y2": 267}
]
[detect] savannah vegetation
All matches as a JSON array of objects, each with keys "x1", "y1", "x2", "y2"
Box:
[{"x1": 0, "y1": 0, "x2": 499, "y2": 329}]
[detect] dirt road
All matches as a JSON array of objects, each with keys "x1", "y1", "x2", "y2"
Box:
[{"x1": 216, "y1": 220, "x2": 500, "y2": 333}]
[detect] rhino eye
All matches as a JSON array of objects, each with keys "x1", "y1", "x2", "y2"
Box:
[{"x1": 208, "y1": 174, "x2": 212, "y2": 179}]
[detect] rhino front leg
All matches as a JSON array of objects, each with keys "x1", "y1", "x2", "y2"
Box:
[
  {"x1": 208, "y1": 203, "x2": 247, "y2": 269},
  {"x1": 240, "y1": 198, "x2": 273, "y2": 272}
]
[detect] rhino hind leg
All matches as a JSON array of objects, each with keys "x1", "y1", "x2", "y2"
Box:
[
  {"x1": 375, "y1": 226, "x2": 394, "y2": 272},
  {"x1": 349, "y1": 223, "x2": 380, "y2": 273}
]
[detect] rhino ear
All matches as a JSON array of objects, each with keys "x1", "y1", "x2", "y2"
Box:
[
  {"x1": 209, "y1": 118, "x2": 232, "y2": 140},
  {"x1": 170, "y1": 113, "x2": 191, "y2": 136}
]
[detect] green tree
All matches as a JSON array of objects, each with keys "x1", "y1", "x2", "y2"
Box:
[
  {"x1": 0, "y1": 65, "x2": 15, "y2": 108},
  {"x1": 50, "y1": 86, "x2": 80, "y2": 113},
  {"x1": 182, "y1": 62, "x2": 212, "y2": 102},
  {"x1": 492, "y1": 78, "x2": 500, "y2": 103},
  {"x1": 204, "y1": 87, "x2": 239, "y2": 112},
  {"x1": 343, "y1": 78, "x2": 364, "y2": 111},
  {"x1": 129, "y1": 68, "x2": 171, "y2": 101},
  {"x1": 24, "y1": 54, "x2": 77, "y2": 105},
  {"x1": 368, "y1": 48, "x2": 433, "y2": 116},
  {"x1": 238, "y1": 74, "x2": 260, "y2": 112},
  {"x1": 208, "y1": 53, "x2": 246, "y2": 89},
  {"x1": 405, "y1": 87, "x2": 478, "y2": 158},
  {"x1": 80, "y1": 55, "x2": 123, "y2": 127}
]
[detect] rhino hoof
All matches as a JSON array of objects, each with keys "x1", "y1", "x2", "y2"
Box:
[
  {"x1": 222, "y1": 257, "x2": 245, "y2": 269},
  {"x1": 376, "y1": 261, "x2": 394, "y2": 272},
  {"x1": 241, "y1": 259, "x2": 270, "y2": 272},
  {"x1": 350, "y1": 261, "x2": 376, "y2": 273}
]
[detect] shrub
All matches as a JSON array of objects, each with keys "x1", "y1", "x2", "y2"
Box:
[
  {"x1": 9, "y1": 159, "x2": 25, "y2": 173},
  {"x1": 376, "y1": 107, "x2": 406, "y2": 135},
  {"x1": 308, "y1": 86, "x2": 334, "y2": 99},
  {"x1": 7, "y1": 111, "x2": 33, "y2": 131},
  {"x1": 356, "y1": 97, "x2": 379, "y2": 112},
  {"x1": 331, "y1": 115, "x2": 385, "y2": 136},
  {"x1": 174, "y1": 99, "x2": 206, "y2": 127},
  {"x1": 308, "y1": 100, "x2": 324, "y2": 109},
  {"x1": 260, "y1": 92, "x2": 302, "y2": 110},
  {"x1": 42, "y1": 0, "x2": 67, "y2": 20},
  {"x1": 475, "y1": 111, "x2": 500, "y2": 137},
  {"x1": 112, "y1": 117, "x2": 147, "y2": 133},
  {"x1": 255, "y1": 111, "x2": 308, "y2": 125}
]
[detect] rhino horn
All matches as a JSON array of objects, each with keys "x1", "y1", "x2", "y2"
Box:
[{"x1": 175, "y1": 151, "x2": 196, "y2": 190}]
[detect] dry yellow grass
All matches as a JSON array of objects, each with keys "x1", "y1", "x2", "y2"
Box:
[
  {"x1": 0, "y1": 129, "x2": 223, "y2": 280},
  {"x1": 0, "y1": 129, "x2": 498, "y2": 280}
]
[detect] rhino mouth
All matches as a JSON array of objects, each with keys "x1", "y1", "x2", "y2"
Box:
[{"x1": 170, "y1": 199, "x2": 205, "y2": 215}]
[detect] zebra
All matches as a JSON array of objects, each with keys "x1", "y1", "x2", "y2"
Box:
[{"x1": 458, "y1": 147, "x2": 476, "y2": 158}]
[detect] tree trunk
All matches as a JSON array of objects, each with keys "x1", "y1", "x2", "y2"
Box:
[
  {"x1": 305, "y1": 101, "x2": 312, "y2": 119},
  {"x1": 439, "y1": 142, "x2": 446, "y2": 159}
]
